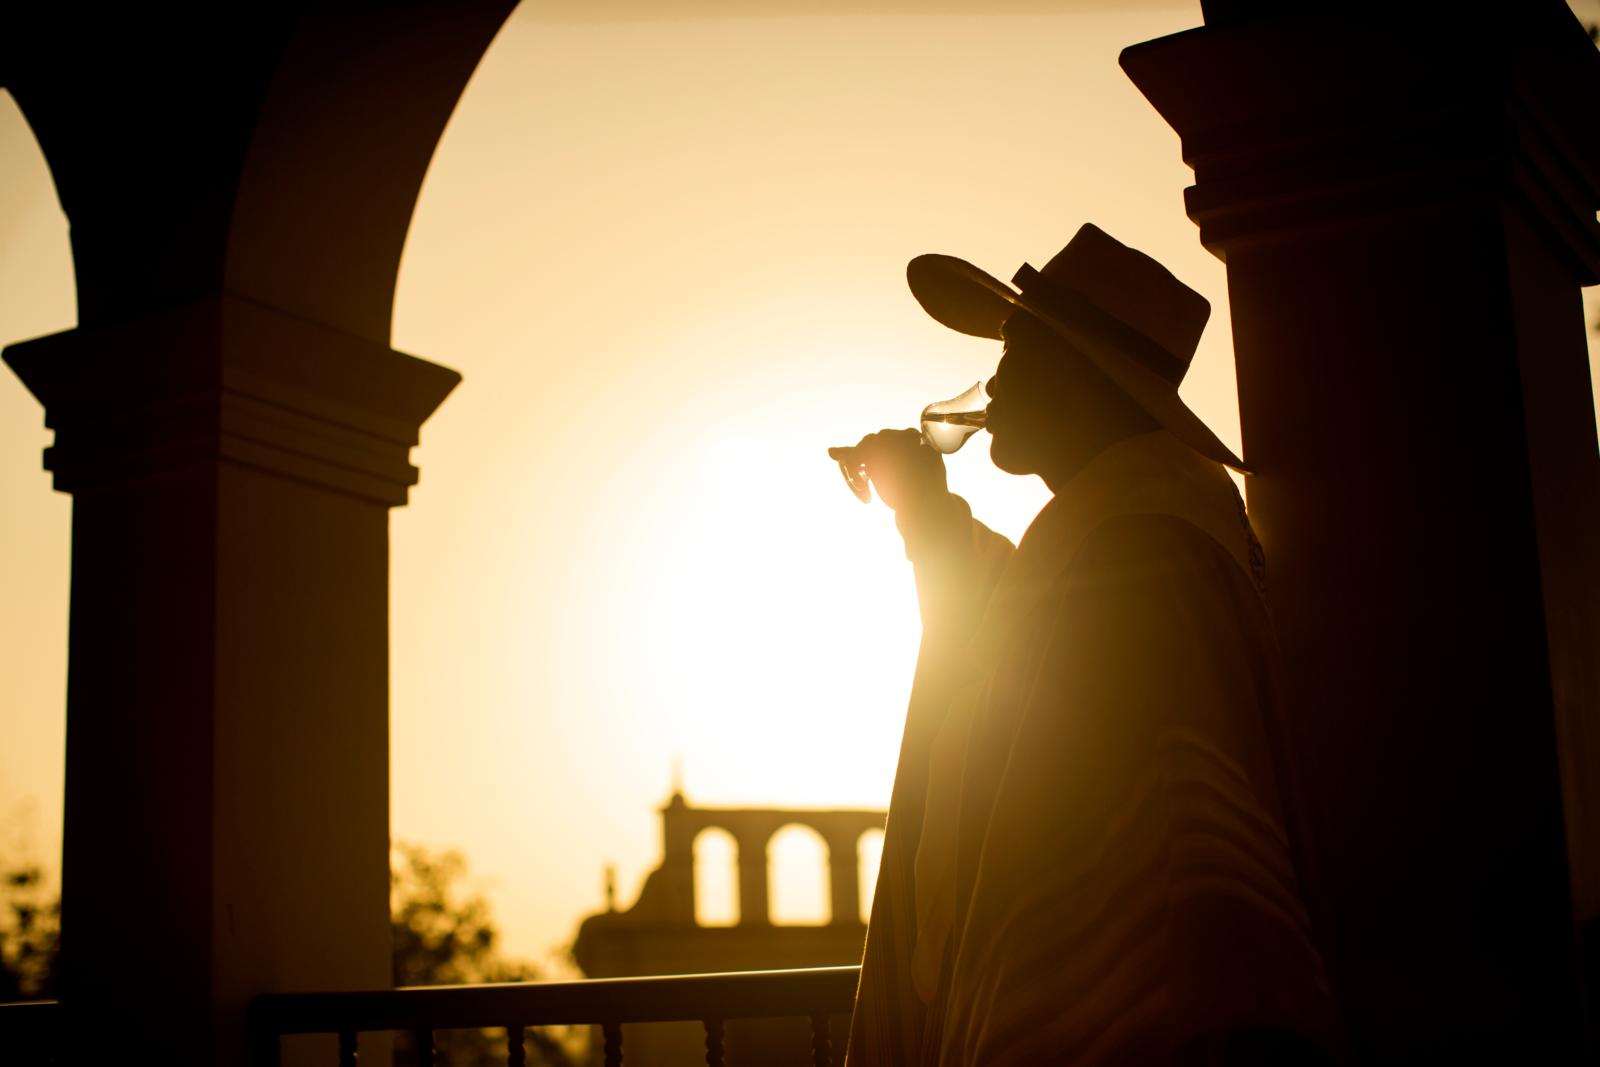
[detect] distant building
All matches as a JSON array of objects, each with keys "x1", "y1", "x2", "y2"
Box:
[{"x1": 572, "y1": 791, "x2": 885, "y2": 1066}]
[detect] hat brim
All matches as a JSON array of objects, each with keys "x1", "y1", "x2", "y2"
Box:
[{"x1": 907, "y1": 253, "x2": 1253, "y2": 475}]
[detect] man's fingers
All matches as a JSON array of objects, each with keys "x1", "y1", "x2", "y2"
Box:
[
  {"x1": 831, "y1": 429, "x2": 945, "y2": 510},
  {"x1": 853, "y1": 428, "x2": 921, "y2": 457}
]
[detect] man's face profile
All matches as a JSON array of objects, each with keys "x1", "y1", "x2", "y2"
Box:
[
  {"x1": 987, "y1": 311, "x2": 1077, "y2": 477},
  {"x1": 988, "y1": 309, "x2": 1160, "y2": 486}
]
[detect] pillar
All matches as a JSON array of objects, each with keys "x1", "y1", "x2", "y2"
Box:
[
  {"x1": 0, "y1": 4, "x2": 515, "y2": 1062},
  {"x1": 824, "y1": 833, "x2": 861, "y2": 927},
  {"x1": 1123, "y1": 4, "x2": 1600, "y2": 1061},
  {"x1": 4, "y1": 297, "x2": 457, "y2": 1062},
  {"x1": 736, "y1": 829, "x2": 772, "y2": 927}
]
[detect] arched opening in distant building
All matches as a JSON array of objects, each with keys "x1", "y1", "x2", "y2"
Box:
[
  {"x1": 693, "y1": 826, "x2": 739, "y2": 927},
  {"x1": 769, "y1": 823, "x2": 829, "y2": 926},
  {"x1": 856, "y1": 826, "x2": 885, "y2": 924}
]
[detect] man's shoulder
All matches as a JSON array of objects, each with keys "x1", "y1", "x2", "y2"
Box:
[
  {"x1": 1067, "y1": 511, "x2": 1251, "y2": 589},
  {"x1": 1042, "y1": 512, "x2": 1272, "y2": 647}
]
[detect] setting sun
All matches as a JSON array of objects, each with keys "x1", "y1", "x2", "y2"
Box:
[
  {"x1": 0, "y1": 2, "x2": 1277, "y2": 968},
  {"x1": 384, "y1": 5, "x2": 1224, "y2": 959}
]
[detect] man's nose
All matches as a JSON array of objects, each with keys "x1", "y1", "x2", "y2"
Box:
[{"x1": 985, "y1": 374, "x2": 999, "y2": 401}]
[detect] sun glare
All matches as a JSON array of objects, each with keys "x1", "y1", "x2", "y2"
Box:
[{"x1": 386, "y1": 4, "x2": 1216, "y2": 961}]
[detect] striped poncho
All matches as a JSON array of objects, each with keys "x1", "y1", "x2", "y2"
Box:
[{"x1": 846, "y1": 431, "x2": 1339, "y2": 1066}]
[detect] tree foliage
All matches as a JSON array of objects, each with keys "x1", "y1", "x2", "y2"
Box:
[
  {"x1": 392, "y1": 844, "x2": 537, "y2": 987},
  {"x1": 0, "y1": 863, "x2": 58, "y2": 1001},
  {"x1": 0, "y1": 845, "x2": 582, "y2": 1066},
  {"x1": 390, "y1": 842, "x2": 583, "y2": 1067}
]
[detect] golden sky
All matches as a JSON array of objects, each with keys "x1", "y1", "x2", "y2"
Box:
[{"x1": 2, "y1": 1, "x2": 1598, "y2": 967}]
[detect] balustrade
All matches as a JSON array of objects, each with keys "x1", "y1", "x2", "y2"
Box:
[
  {"x1": 3, "y1": 966, "x2": 858, "y2": 1064},
  {"x1": 245, "y1": 965, "x2": 858, "y2": 1066}
]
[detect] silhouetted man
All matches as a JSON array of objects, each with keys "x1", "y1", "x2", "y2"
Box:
[{"x1": 843, "y1": 225, "x2": 1339, "y2": 1066}]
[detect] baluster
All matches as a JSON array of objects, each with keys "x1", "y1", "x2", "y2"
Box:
[
  {"x1": 810, "y1": 1013, "x2": 832, "y2": 1067},
  {"x1": 413, "y1": 1028, "x2": 436, "y2": 1067},
  {"x1": 505, "y1": 1023, "x2": 526, "y2": 1067},
  {"x1": 602, "y1": 1021, "x2": 623, "y2": 1067},
  {"x1": 703, "y1": 1017, "x2": 725, "y2": 1067},
  {"x1": 337, "y1": 1030, "x2": 358, "y2": 1067}
]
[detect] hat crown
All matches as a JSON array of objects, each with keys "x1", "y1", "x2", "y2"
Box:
[
  {"x1": 1023, "y1": 223, "x2": 1210, "y2": 384},
  {"x1": 901, "y1": 224, "x2": 1250, "y2": 473}
]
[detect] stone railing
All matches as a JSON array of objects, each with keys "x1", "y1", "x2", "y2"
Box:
[{"x1": 246, "y1": 964, "x2": 860, "y2": 1066}]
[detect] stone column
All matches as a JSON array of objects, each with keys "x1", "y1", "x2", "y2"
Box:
[
  {"x1": 1123, "y1": 6, "x2": 1600, "y2": 1062},
  {"x1": 824, "y1": 833, "x2": 860, "y2": 927},
  {"x1": 4, "y1": 296, "x2": 458, "y2": 1065},
  {"x1": 735, "y1": 828, "x2": 772, "y2": 927}
]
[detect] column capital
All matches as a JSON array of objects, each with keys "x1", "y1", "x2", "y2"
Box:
[
  {"x1": 4, "y1": 295, "x2": 460, "y2": 505},
  {"x1": 1120, "y1": 8, "x2": 1600, "y2": 279}
]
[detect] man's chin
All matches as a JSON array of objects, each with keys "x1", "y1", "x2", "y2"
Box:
[{"x1": 988, "y1": 437, "x2": 1036, "y2": 477}]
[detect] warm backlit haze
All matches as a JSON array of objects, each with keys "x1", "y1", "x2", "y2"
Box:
[{"x1": 3, "y1": 1, "x2": 1599, "y2": 966}]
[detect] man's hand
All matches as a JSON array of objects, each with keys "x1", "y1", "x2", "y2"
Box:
[{"x1": 837, "y1": 428, "x2": 949, "y2": 513}]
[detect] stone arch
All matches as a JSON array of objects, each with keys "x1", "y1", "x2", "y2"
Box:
[
  {"x1": 221, "y1": 4, "x2": 521, "y2": 343},
  {"x1": 769, "y1": 822, "x2": 831, "y2": 926},
  {"x1": 692, "y1": 825, "x2": 739, "y2": 927},
  {"x1": 3, "y1": 3, "x2": 517, "y2": 340}
]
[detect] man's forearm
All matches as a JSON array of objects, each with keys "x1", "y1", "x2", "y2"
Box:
[{"x1": 895, "y1": 491, "x2": 1014, "y2": 638}]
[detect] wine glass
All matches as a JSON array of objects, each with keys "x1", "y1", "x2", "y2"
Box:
[{"x1": 827, "y1": 381, "x2": 988, "y2": 503}]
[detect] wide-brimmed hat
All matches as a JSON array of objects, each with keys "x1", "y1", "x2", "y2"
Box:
[{"x1": 907, "y1": 223, "x2": 1249, "y2": 474}]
